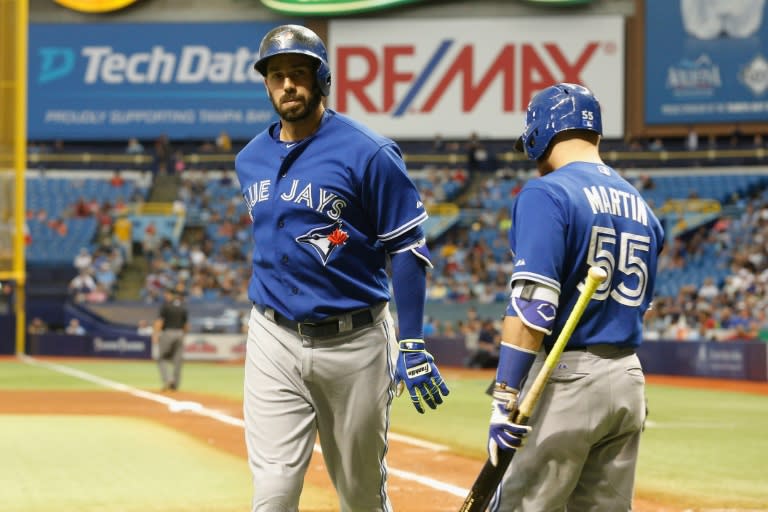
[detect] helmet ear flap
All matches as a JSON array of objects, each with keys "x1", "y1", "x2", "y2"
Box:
[
  {"x1": 315, "y1": 60, "x2": 332, "y2": 97},
  {"x1": 527, "y1": 130, "x2": 537, "y2": 152}
]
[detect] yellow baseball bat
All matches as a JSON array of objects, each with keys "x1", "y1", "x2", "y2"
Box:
[{"x1": 458, "y1": 266, "x2": 609, "y2": 512}]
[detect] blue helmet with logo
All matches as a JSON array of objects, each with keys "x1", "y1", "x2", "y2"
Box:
[
  {"x1": 514, "y1": 83, "x2": 603, "y2": 161},
  {"x1": 253, "y1": 24, "x2": 332, "y2": 97}
]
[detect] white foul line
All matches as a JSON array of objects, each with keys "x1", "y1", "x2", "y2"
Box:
[{"x1": 19, "y1": 356, "x2": 468, "y2": 498}]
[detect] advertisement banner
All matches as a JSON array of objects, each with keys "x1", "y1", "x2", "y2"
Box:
[
  {"x1": 28, "y1": 333, "x2": 152, "y2": 359},
  {"x1": 644, "y1": 0, "x2": 768, "y2": 125},
  {"x1": 28, "y1": 22, "x2": 286, "y2": 140},
  {"x1": 183, "y1": 333, "x2": 246, "y2": 361},
  {"x1": 328, "y1": 17, "x2": 624, "y2": 139},
  {"x1": 637, "y1": 340, "x2": 768, "y2": 381}
]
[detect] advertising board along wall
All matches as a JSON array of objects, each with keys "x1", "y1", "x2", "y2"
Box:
[{"x1": 329, "y1": 17, "x2": 625, "y2": 140}]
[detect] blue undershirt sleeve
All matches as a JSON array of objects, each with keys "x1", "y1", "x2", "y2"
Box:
[{"x1": 390, "y1": 249, "x2": 427, "y2": 340}]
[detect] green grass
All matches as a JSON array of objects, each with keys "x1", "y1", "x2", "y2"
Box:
[
  {"x1": 2, "y1": 357, "x2": 767, "y2": 509},
  {"x1": 638, "y1": 385, "x2": 768, "y2": 509},
  {"x1": 390, "y1": 375, "x2": 491, "y2": 458},
  {"x1": 0, "y1": 358, "x2": 105, "y2": 390},
  {"x1": 0, "y1": 415, "x2": 252, "y2": 512},
  {"x1": 0, "y1": 359, "x2": 245, "y2": 398}
]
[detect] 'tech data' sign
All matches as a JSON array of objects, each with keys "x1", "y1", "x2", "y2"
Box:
[
  {"x1": 29, "y1": 22, "x2": 284, "y2": 141},
  {"x1": 328, "y1": 17, "x2": 625, "y2": 139}
]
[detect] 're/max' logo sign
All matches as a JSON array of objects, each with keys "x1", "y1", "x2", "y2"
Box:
[{"x1": 335, "y1": 40, "x2": 602, "y2": 115}]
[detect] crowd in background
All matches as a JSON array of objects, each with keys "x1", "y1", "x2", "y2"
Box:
[{"x1": 22, "y1": 130, "x2": 768, "y2": 354}]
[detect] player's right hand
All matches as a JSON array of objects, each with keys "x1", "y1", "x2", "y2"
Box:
[{"x1": 487, "y1": 387, "x2": 532, "y2": 466}]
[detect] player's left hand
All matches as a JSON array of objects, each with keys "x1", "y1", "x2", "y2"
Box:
[
  {"x1": 395, "y1": 339, "x2": 449, "y2": 413},
  {"x1": 487, "y1": 387, "x2": 532, "y2": 466}
]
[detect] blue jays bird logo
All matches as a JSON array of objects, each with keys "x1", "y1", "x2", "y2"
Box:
[{"x1": 296, "y1": 222, "x2": 349, "y2": 266}]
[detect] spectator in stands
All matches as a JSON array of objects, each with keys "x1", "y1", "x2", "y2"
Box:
[
  {"x1": 423, "y1": 316, "x2": 437, "y2": 337},
  {"x1": 698, "y1": 277, "x2": 720, "y2": 301},
  {"x1": 47, "y1": 217, "x2": 68, "y2": 237},
  {"x1": 113, "y1": 215, "x2": 132, "y2": 261},
  {"x1": 73, "y1": 247, "x2": 92, "y2": 272},
  {"x1": 68, "y1": 270, "x2": 97, "y2": 303},
  {"x1": 466, "y1": 131, "x2": 488, "y2": 172},
  {"x1": 28, "y1": 317, "x2": 48, "y2": 335},
  {"x1": 85, "y1": 282, "x2": 110, "y2": 304},
  {"x1": 641, "y1": 307, "x2": 665, "y2": 340},
  {"x1": 189, "y1": 243, "x2": 207, "y2": 268},
  {"x1": 65, "y1": 318, "x2": 86, "y2": 335},
  {"x1": 111, "y1": 194, "x2": 128, "y2": 215},
  {"x1": 126, "y1": 138, "x2": 144, "y2": 154},
  {"x1": 142, "y1": 222, "x2": 160, "y2": 263},
  {"x1": 0, "y1": 282, "x2": 12, "y2": 315},
  {"x1": 464, "y1": 318, "x2": 500, "y2": 368},
  {"x1": 173, "y1": 150, "x2": 186, "y2": 174},
  {"x1": 94, "y1": 261, "x2": 117, "y2": 294},
  {"x1": 154, "y1": 134, "x2": 172, "y2": 174},
  {"x1": 728, "y1": 128, "x2": 743, "y2": 149},
  {"x1": 440, "y1": 320, "x2": 456, "y2": 337},
  {"x1": 626, "y1": 138, "x2": 644, "y2": 151},
  {"x1": 73, "y1": 197, "x2": 90, "y2": 217},
  {"x1": 110, "y1": 170, "x2": 125, "y2": 187},
  {"x1": 216, "y1": 131, "x2": 232, "y2": 152},
  {"x1": 432, "y1": 133, "x2": 445, "y2": 152},
  {"x1": 686, "y1": 127, "x2": 699, "y2": 151},
  {"x1": 648, "y1": 137, "x2": 665, "y2": 151}
]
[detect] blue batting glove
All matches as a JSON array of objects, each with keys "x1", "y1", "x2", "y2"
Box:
[
  {"x1": 488, "y1": 387, "x2": 532, "y2": 466},
  {"x1": 395, "y1": 339, "x2": 450, "y2": 414}
]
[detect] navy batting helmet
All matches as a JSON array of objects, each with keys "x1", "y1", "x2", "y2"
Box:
[
  {"x1": 514, "y1": 83, "x2": 603, "y2": 161},
  {"x1": 253, "y1": 24, "x2": 332, "y2": 97}
]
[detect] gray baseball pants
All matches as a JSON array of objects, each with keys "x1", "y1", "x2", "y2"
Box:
[
  {"x1": 243, "y1": 304, "x2": 397, "y2": 512},
  {"x1": 493, "y1": 345, "x2": 646, "y2": 512}
]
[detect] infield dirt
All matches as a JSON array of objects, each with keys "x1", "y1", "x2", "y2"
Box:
[{"x1": 6, "y1": 371, "x2": 766, "y2": 511}]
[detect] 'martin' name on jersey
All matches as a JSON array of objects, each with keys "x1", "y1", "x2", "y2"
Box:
[{"x1": 583, "y1": 186, "x2": 648, "y2": 226}]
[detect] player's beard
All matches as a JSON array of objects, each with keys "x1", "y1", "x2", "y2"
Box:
[{"x1": 271, "y1": 86, "x2": 323, "y2": 123}]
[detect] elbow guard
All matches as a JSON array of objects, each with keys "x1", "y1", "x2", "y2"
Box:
[{"x1": 505, "y1": 280, "x2": 559, "y2": 335}]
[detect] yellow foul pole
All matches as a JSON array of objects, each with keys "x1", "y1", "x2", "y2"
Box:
[{"x1": 14, "y1": 0, "x2": 28, "y2": 355}]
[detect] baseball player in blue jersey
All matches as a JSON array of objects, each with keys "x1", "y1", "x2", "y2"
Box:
[
  {"x1": 486, "y1": 83, "x2": 665, "y2": 511},
  {"x1": 234, "y1": 25, "x2": 449, "y2": 512}
]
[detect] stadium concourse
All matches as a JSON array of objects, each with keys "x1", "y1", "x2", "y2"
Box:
[{"x1": 20, "y1": 133, "x2": 768, "y2": 349}]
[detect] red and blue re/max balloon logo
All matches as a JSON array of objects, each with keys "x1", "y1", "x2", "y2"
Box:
[{"x1": 334, "y1": 39, "x2": 606, "y2": 116}]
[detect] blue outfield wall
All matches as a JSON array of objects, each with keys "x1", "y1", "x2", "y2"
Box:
[
  {"x1": 425, "y1": 338, "x2": 768, "y2": 382},
  {"x1": 10, "y1": 305, "x2": 768, "y2": 383},
  {"x1": 27, "y1": 333, "x2": 151, "y2": 359},
  {"x1": 636, "y1": 340, "x2": 768, "y2": 381},
  {"x1": 0, "y1": 316, "x2": 15, "y2": 355}
]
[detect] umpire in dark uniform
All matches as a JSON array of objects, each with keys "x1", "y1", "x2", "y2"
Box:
[{"x1": 153, "y1": 285, "x2": 188, "y2": 391}]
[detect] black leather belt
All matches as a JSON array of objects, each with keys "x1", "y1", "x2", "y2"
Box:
[
  {"x1": 256, "y1": 305, "x2": 375, "y2": 338},
  {"x1": 545, "y1": 344, "x2": 635, "y2": 356}
]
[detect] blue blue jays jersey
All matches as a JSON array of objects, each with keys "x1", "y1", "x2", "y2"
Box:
[
  {"x1": 235, "y1": 109, "x2": 427, "y2": 322},
  {"x1": 509, "y1": 162, "x2": 665, "y2": 349}
]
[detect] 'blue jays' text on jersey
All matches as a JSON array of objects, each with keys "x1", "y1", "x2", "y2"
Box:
[
  {"x1": 509, "y1": 162, "x2": 665, "y2": 349},
  {"x1": 235, "y1": 109, "x2": 427, "y2": 322}
]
